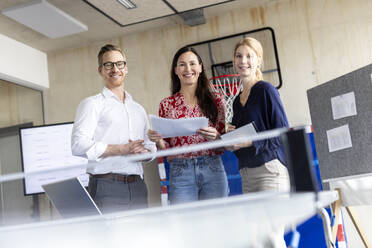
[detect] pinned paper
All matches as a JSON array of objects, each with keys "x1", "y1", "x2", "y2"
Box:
[
  {"x1": 326, "y1": 124, "x2": 352, "y2": 152},
  {"x1": 331, "y1": 92, "x2": 357, "y2": 120}
]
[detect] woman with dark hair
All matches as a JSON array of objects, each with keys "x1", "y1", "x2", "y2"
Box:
[{"x1": 148, "y1": 46, "x2": 228, "y2": 204}]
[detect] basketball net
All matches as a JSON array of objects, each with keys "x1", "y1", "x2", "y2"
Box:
[{"x1": 209, "y1": 74, "x2": 242, "y2": 123}]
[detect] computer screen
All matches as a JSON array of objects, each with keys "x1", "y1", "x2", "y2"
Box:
[{"x1": 19, "y1": 122, "x2": 88, "y2": 195}]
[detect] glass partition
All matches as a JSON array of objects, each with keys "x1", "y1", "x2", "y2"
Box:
[{"x1": 0, "y1": 79, "x2": 49, "y2": 226}]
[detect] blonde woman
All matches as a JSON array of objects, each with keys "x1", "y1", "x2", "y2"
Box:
[{"x1": 229, "y1": 37, "x2": 290, "y2": 247}]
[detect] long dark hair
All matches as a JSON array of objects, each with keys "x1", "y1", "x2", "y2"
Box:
[{"x1": 170, "y1": 46, "x2": 218, "y2": 124}]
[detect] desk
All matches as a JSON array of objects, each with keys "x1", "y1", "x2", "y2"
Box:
[{"x1": 0, "y1": 191, "x2": 337, "y2": 248}]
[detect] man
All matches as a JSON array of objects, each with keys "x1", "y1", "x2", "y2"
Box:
[{"x1": 71, "y1": 44, "x2": 156, "y2": 213}]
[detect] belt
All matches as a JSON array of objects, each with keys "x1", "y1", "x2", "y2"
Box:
[{"x1": 90, "y1": 173, "x2": 141, "y2": 183}]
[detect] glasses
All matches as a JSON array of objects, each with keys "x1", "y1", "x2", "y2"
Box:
[{"x1": 101, "y1": 61, "x2": 126, "y2": 70}]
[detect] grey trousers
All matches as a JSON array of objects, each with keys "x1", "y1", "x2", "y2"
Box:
[
  {"x1": 88, "y1": 176, "x2": 148, "y2": 214},
  {"x1": 239, "y1": 159, "x2": 290, "y2": 193}
]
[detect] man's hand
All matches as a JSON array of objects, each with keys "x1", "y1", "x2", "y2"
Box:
[
  {"x1": 196, "y1": 127, "x2": 220, "y2": 141},
  {"x1": 100, "y1": 140, "x2": 148, "y2": 158},
  {"x1": 121, "y1": 139, "x2": 148, "y2": 155}
]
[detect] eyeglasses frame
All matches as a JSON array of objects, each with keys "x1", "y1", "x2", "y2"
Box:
[{"x1": 101, "y1": 61, "x2": 127, "y2": 70}]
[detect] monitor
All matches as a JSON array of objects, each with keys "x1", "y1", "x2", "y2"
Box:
[{"x1": 19, "y1": 122, "x2": 88, "y2": 195}]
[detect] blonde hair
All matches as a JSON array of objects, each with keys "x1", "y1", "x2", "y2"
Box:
[{"x1": 233, "y1": 37, "x2": 263, "y2": 81}]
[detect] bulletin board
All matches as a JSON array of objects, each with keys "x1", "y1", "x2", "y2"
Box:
[{"x1": 307, "y1": 64, "x2": 372, "y2": 181}]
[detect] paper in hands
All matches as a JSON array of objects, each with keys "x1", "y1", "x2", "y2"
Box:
[
  {"x1": 221, "y1": 122, "x2": 257, "y2": 141},
  {"x1": 149, "y1": 115, "x2": 209, "y2": 138}
]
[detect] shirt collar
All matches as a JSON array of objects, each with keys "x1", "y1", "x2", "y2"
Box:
[{"x1": 102, "y1": 87, "x2": 133, "y2": 103}]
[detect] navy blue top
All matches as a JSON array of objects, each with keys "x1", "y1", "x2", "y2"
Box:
[{"x1": 231, "y1": 81, "x2": 289, "y2": 169}]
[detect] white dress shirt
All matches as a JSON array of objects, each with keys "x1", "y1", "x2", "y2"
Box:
[{"x1": 71, "y1": 87, "x2": 156, "y2": 175}]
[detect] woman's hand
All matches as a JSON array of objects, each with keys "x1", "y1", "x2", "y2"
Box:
[
  {"x1": 148, "y1": 129, "x2": 163, "y2": 143},
  {"x1": 226, "y1": 124, "x2": 236, "y2": 133},
  {"x1": 148, "y1": 129, "x2": 167, "y2": 149},
  {"x1": 227, "y1": 141, "x2": 253, "y2": 151},
  {"x1": 196, "y1": 127, "x2": 220, "y2": 141},
  {"x1": 224, "y1": 124, "x2": 252, "y2": 150}
]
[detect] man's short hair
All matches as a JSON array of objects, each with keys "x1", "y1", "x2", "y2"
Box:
[{"x1": 97, "y1": 44, "x2": 124, "y2": 66}]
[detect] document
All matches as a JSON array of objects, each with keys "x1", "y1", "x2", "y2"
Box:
[
  {"x1": 149, "y1": 115, "x2": 209, "y2": 138},
  {"x1": 331, "y1": 91, "x2": 357, "y2": 120},
  {"x1": 221, "y1": 122, "x2": 257, "y2": 141},
  {"x1": 326, "y1": 124, "x2": 353, "y2": 152}
]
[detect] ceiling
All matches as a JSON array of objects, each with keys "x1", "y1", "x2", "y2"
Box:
[{"x1": 0, "y1": 0, "x2": 274, "y2": 52}]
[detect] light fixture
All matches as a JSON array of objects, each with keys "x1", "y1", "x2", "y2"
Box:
[
  {"x1": 117, "y1": 0, "x2": 137, "y2": 9},
  {"x1": 2, "y1": 0, "x2": 87, "y2": 39},
  {"x1": 180, "y1": 9, "x2": 206, "y2": 26}
]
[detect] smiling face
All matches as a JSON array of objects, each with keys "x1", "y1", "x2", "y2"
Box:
[
  {"x1": 98, "y1": 50, "x2": 128, "y2": 89},
  {"x1": 174, "y1": 51, "x2": 202, "y2": 88},
  {"x1": 234, "y1": 45, "x2": 261, "y2": 81}
]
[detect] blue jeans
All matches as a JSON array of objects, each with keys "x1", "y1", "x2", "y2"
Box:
[{"x1": 169, "y1": 155, "x2": 229, "y2": 204}]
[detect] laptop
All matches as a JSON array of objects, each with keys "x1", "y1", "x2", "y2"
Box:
[{"x1": 42, "y1": 177, "x2": 102, "y2": 218}]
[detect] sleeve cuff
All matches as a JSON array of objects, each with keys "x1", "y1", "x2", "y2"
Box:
[
  {"x1": 163, "y1": 139, "x2": 170, "y2": 149},
  {"x1": 86, "y1": 142, "x2": 108, "y2": 161},
  {"x1": 252, "y1": 140, "x2": 262, "y2": 156},
  {"x1": 144, "y1": 141, "x2": 157, "y2": 153}
]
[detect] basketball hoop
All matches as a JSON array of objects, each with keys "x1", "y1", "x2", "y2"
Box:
[{"x1": 209, "y1": 74, "x2": 241, "y2": 123}]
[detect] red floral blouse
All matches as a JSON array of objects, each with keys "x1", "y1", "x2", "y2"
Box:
[{"x1": 159, "y1": 92, "x2": 226, "y2": 159}]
